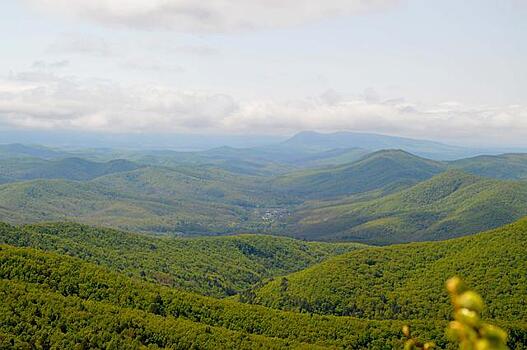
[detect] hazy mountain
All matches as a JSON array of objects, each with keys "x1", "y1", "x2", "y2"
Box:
[
  {"x1": 0, "y1": 130, "x2": 286, "y2": 151},
  {"x1": 281, "y1": 131, "x2": 479, "y2": 160},
  {"x1": 0, "y1": 165, "x2": 291, "y2": 235},
  {"x1": 0, "y1": 157, "x2": 143, "y2": 182},
  {"x1": 0, "y1": 143, "x2": 70, "y2": 159}
]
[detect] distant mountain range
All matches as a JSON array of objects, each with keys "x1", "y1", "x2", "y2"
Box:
[
  {"x1": 0, "y1": 145, "x2": 525, "y2": 243},
  {"x1": 280, "y1": 131, "x2": 473, "y2": 160},
  {"x1": 2, "y1": 129, "x2": 526, "y2": 160}
]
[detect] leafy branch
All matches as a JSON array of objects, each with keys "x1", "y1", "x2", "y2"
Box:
[{"x1": 404, "y1": 277, "x2": 509, "y2": 350}]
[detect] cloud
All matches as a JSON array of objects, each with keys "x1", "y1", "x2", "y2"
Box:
[
  {"x1": 0, "y1": 71, "x2": 526, "y2": 146},
  {"x1": 119, "y1": 58, "x2": 184, "y2": 73},
  {"x1": 32, "y1": 60, "x2": 70, "y2": 70},
  {"x1": 0, "y1": 72, "x2": 237, "y2": 132},
  {"x1": 47, "y1": 34, "x2": 112, "y2": 56},
  {"x1": 169, "y1": 45, "x2": 220, "y2": 56},
  {"x1": 25, "y1": 0, "x2": 400, "y2": 33}
]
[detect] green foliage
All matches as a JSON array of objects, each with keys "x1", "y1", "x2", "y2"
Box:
[
  {"x1": 445, "y1": 277, "x2": 509, "y2": 350},
  {"x1": 0, "y1": 157, "x2": 143, "y2": 182},
  {"x1": 0, "y1": 222, "x2": 360, "y2": 297},
  {"x1": 252, "y1": 218, "x2": 527, "y2": 324},
  {"x1": 273, "y1": 150, "x2": 445, "y2": 199},
  {"x1": 0, "y1": 244, "x2": 446, "y2": 349},
  {"x1": 2, "y1": 147, "x2": 527, "y2": 244},
  {"x1": 0, "y1": 280, "x2": 313, "y2": 350},
  {"x1": 0, "y1": 165, "x2": 294, "y2": 235},
  {"x1": 286, "y1": 170, "x2": 527, "y2": 243},
  {"x1": 404, "y1": 277, "x2": 510, "y2": 350},
  {"x1": 0, "y1": 220, "x2": 525, "y2": 349},
  {"x1": 449, "y1": 154, "x2": 527, "y2": 180}
]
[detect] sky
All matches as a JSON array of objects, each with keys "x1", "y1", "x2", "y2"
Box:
[{"x1": 0, "y1": 0, "x2": 526, "y2": 147}]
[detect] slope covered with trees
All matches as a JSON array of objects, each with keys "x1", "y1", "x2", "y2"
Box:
[
  {"x1": 0, "y1": 157, "x2": 143, "y2": 182},
  {"x1": 252, "y1": 217, "x2": 527, "y2": 322},
  {"x1": 2, "y1": 243, "x2": 526, "y2": 349},
  {"x1": 286, "y1": 170, "x2": 527, "y2": 244},
  {"x1": 0, "y1": 244, "x2": 431, "y2": 349},
  {"x1": 0, "y1": 222, "x2": 360, "y2": 297},
  {"x1": 273, "y1": 150, "x2": 446, "y2": 199},
  {"x1": 0, "y1": 165, "x2": 293, "y2": 235},
  {"x1": 448, "y1": 153, "x2": 527, "y2": 180}
]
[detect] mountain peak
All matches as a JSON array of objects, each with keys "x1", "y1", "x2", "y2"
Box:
[{"x1": 283, "y1": 131, "x2": 473, "y2": 160}]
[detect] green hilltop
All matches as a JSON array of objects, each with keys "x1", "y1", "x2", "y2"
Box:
[{"x1": 1, "y1": 143, "x2": 527, "y2": 245}]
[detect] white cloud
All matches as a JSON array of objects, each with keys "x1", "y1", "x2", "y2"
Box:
[
  {"x1": 0, "y1": 72, "x2": 526, "y2": 146},
  {"x1": 47, "y1": 34, "x2": 112, "y2": 56},
  {"x1": 32, "y1": 60, "x2": 70, "y2": 70},
  {"x1": 25, "y1": 0, "x2": 400, "y2": 33}
]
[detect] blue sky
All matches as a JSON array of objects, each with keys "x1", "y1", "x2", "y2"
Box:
[{"x1": 1, "y1": 0, "x2": 526, "y2": 146}]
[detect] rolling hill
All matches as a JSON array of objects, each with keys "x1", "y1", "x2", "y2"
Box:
[
  {"x1": 251, "y1": 217, "x2": 527, "y2": 322},
  {"x1": 0, "y1": 165, "x2": 292, "y2": 235},
  {"x1": 273, "y1": 150, "x2": 446, "y2": 199},
  {"x1": 0, "y1": 157, "x2": 143, "y2": 182},
  {"x1": 0, "y1": 222, "x2": 361, "y2": 297},
  {"x1": 448, "y1": 153, "x2": 527, "y2": 180},
  {"x1": 150, "y1": 145, "x2": 370, "y2": 173},
  {"x1": 284, "y1": 170, "x2": 527, "y2": 244},
  {"x1": 1, "y1": 222, "x2": 526, "y2": 349}
]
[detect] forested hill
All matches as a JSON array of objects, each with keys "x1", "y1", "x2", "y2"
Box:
[
  {"x1": 1, "y1": 243, "x2": 526, "y2": 349},
  {"x1": 273, "y1": 149, "x2": 445, "y2": 199},
  {"x1": 285, "y1": 170, "x2": 527, "y2": 244},
  {"x1": 448, "y1": 153, "x2": 527, "y2": 180},
  {"x1": 0, "y1": 222, "x2": 362, "y2": 297},
  {"x1": 0, "y1": 157, "x2": 143, "y2": 182},
  {"x1": 251, "y1": 216, "x2": 527, "y2": 321},
  {"x1": 0, "y1": 165, "x2": 287, "y2": 235}
]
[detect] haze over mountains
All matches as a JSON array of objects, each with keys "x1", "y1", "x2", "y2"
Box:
[
  {"x1": 0, "y1": 131, "x2": 527, "y2": 244},
  {"x1": 2, "y1": 130, "x2": 525, "y2": 159},
  {"x1": 1, "y1": 130, "x2": 527, "y2": 348}
]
